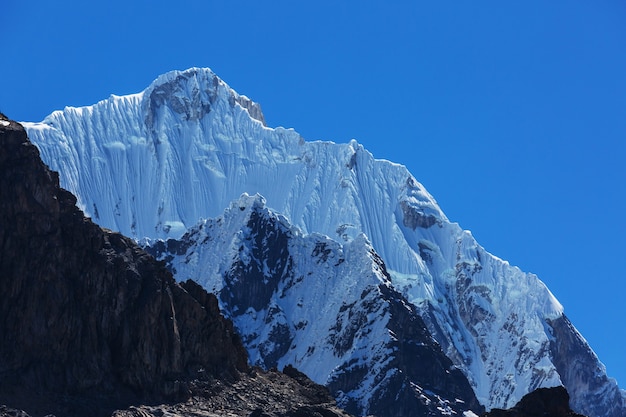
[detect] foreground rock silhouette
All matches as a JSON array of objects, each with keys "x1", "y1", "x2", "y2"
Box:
[{"x1": 482, "y1": 386, "x2": 586, "y2": 417}]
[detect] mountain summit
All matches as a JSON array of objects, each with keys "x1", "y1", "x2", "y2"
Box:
[{"x1": 23, "y1": 67, "x2": 626, "y2": 417}]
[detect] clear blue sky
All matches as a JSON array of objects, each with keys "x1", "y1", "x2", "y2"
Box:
[{"x1": 3, "y1": 1, "x2": 625, "y2": 387}]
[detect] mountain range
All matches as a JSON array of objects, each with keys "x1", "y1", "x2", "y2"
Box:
[{"x1": 14, "y1": 67, "x2": 625, "y2": 417}]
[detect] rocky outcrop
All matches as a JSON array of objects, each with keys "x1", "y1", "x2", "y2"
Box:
[
  {"x1": 144, "y1": 68, "x2": 266, "y2": 131},
  {"x1": 1, "y1": 367, "x2": 351, "y2": 417},
  {"x1": 482, "y1": 386, "x2": 586, "y2": 417},
  {"x1": 546, "y1": 316, "x2": 626, "y2": 417},
  {"x1": 234, "y1": 94, "x2": 266, "y2": 126},
  {"x1": 399, "y1": 200, "x2": 439, "y2": 230},
  {"x1": 0, "y1": 116, "x2": 350, "y2": 417},
  {"x1": 330, "y1": 280, "x2": 484, "y2": 417}
]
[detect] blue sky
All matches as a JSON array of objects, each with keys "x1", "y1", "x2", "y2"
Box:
[{"x1": 3, "y1": 1, "x2": 625, "y2": 386}]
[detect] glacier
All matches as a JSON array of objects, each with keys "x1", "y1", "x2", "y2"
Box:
[{"x1": 23, "y1": 67, "x2": 626, "y2": 417}]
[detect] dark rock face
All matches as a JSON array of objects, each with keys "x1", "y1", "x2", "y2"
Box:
[
  {"x1": 546, "y1": 315, "x2": 626, "y2": 417},
  {"x1": 145, "y1": 70, "x2": 219, "y2": 127},
  {"x1": 399, "y1": 200, "x2": 439, "y2": 230},
  {"x1": 222, "y1": 209, "x2": 293, "y2": 315},
  {"x1": 482, "y1": 386, "x2": 586, "y2": 417},
  {"x1": 234, "y1": 94, "x2": 266, "y2": 126},
  {"x1": 0, "y1": 118, "x2": 248, "y2": 415},
  {"x1": 329, "y1": 280, "x2": 484, "y2": 417},
  {"x1": 377, "y1": 283, "x2": 482, "y2": 416},
  {"x1": 144, "y1": 68, "x2": 266, "y2": 131}
]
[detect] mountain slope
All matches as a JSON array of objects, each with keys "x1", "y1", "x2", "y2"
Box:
[
  {"x1": 23, "y1": 67, "x2": 626, "y2": 416},
  {"x1": 145, "y1": 193, "x2": 483, "y2": 416},
  {"x1": 0, "y1": 115, "x2": 351, "y2": 417}
]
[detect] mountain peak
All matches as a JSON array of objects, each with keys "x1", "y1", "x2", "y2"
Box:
[
  {"x1": 144, "y1": 67, "x2": 266, "y2": 127},
  {"x1": 232, "y1": 192, "x2": 268, "y2": 211}
]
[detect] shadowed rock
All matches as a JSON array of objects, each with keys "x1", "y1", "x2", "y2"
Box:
[{"x1": 482, "y1": 386, "x2": 586, "y2": 417}]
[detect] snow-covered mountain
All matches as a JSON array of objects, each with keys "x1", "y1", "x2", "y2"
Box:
[
  {"x1": 23, "y1": 67, "x2": 625, "y2": 417},
  {"x1": 145, "y1": 193, "x2": 482, "y2": 416}
]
